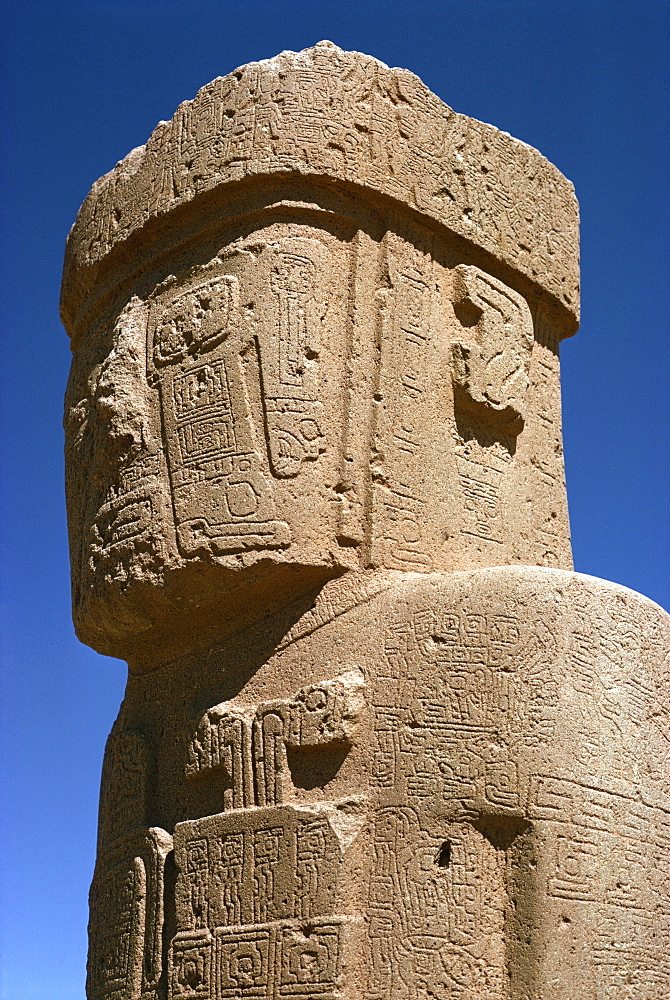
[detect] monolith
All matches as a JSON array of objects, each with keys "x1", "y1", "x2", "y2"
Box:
[{"x1": 61, "y1": 42, "x2": 670, "y2": 1000}]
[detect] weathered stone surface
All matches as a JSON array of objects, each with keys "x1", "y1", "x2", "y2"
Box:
[
  {"x1": 61, "y1": 43, "x2": 669, "y2": 1000},
  {"x1": 61, "y1": 42, "x2": 579, "y2": 338}
]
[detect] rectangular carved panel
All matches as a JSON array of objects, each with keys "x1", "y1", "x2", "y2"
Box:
[{"x1": 170, "y1": 807, "x2": 345, "y2": 1000}]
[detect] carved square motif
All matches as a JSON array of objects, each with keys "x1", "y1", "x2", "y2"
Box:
[
  {"x1": 152, "y1": 276, "x2": 239, "y2": 367},
  {"x1": 169, "y1": 933, "x2": 213, "y2": 999},
  {"x1": 216, "y1": 927, "x2": 272, "y2": 998},
  {"x1": 177, "y1": 416, "x2": 235, "y2": 463},
  {"x1": 549, "y1": 833, "x2": 599, "y2": 902},
  {"x1": 173, "y1": 361, "x2": 232, "y2": 417},
  {"x1": 368, "y1": 875, "x2": 394, "y2": 907},
  {"x1": 278, "y1": 922, "x2": 341, "y2": 996}
]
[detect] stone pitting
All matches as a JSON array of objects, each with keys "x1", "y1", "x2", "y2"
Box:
[{"x1": 62, "y1": 44, "x2": 668, "y2": 1000}]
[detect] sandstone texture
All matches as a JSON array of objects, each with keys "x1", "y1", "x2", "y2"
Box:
[{"x1": 61, "y1": 43, "x2": 669, "y2": 1000}]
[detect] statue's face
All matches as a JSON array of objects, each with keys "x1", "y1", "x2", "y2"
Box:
[
  {"x1": 63, "y1": 220, "x2": 356, "y2": 654},
  {"x1": 64, "y1": 295, "x2": 170, "y2": 613}
]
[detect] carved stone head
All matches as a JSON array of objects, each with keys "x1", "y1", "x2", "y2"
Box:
[{"x1": 61, "y1": 42, "x2": 580, "y2": 662}]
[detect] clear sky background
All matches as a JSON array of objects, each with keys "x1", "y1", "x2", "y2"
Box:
[{"x1": 1, "y1": 1, "x2": 668, "y2": 996}]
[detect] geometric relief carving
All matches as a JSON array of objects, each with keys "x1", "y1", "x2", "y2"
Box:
[
  {"x1": 64, "y1": 42, "x2": 580, "y2": 326},
  {"x1": 88, "y1": 858, "x2": 145, "y2": 1000},
  {"x1": 449, "y1": 266, "x2": 534, "y2": 547},
  {"x1": 187, "y1": 705, "x2": 254, "y2": 811},
  {"x1": 374, "y1": 610, "x2": 558, "y2": 803},
  {"x1": 367, "y1": 807, "x2": 508, "y2": 1000},
  {"x1": 256, "y1": 239, "x2": 329, "y2": 479},
  {"x1": 170, "y1": 934, "x2": 213, "y2": 999},
  {"x1": 186, "y1": 671, "x2": 365, "y2": 810},
  {"x1": 170, "y1": 809, "x2": 344, "y2": 1000},
  {"x1": 146, "y1": 226, "x2": 342, "y2": 561},
  {"x1": 278, "y1": 922, "x2": 341, "y2": 996},
  {"x1": 549, "y1": 831, "x2": 599, "y2": 901},
  {"x1": 363, "y1": 608, "x2": 565, "y2": 999},
  {"x1": 373, "y1": 240, "x2": 434, "y2": 572},
  {"x1": 175, "y1": 809, "x2": 339, "y2": 931},
  {"x1": 148, "y1": 270, "x2": 290, "y2": 557},
  {"x1": 455, "y1": 455, "x2": 504, "y2": 544},
  {"x1": 88, "y1": 827, "x2": 173, "y2": 1000},
  {"x1": 362, "y1": 587, "x2": 670, "y2": 998},
  {"x1": 169, "y1": 920, "x2": 343, "y2": 1000},
  {"x1": 528, "y1": 775, "x2": 670, "y2": 993},
  {"x1": 173, "y1": 672, "x2": 362, "y2": 998},
  {"x1": 217, "y1": 926, "x2": 270, "y2": 997},
  {"x1": 450, "y1": 265, "x2": 533, "y2": 436},
  {"x1": 92, "y1": 488, "x2": 154, "y2": 561}
]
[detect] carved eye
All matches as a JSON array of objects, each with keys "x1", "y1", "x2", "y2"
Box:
[
  {"x1": 453, "y1": 298, "x2": 483, "y2": 329},
  {"x1": 305, "y1": 688, "x2": 328, "y2": 712}
]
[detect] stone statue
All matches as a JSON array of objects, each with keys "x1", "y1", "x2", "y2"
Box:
[{"x1": 61, "y1": 42, "x2": 670, "y2": 1000}]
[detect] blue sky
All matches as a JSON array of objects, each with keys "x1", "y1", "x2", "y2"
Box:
[{"x1": 1, "y1": 1, "x2": 668, "y2": 996}]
